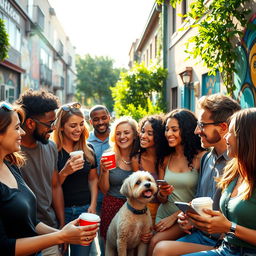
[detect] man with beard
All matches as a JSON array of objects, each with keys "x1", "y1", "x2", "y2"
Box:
[
  {"x1": 152, "y1": 94, "x2": 241, "y2": 256},
  {"x1": 88, "y1": 105, "x2": 111, "y2": 256},
  {"x1": 16, "y1": 89, "x2": 64, "y2": 256}
]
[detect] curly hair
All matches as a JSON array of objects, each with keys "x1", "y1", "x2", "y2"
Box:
[
  {"x1": 15, "y1": 89, "x2": 60, "y2": 118},
  {"x1": 165, "y1": 109, "x2": 203, "y2": 168},
  {"x1": 134, "y1": 114, "x2": 169, "y2": 170}
]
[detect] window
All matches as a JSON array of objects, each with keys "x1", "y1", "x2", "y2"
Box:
[
  {"x1": 181, "y1": 0, "x2": 187, "y2": 21},
  {"x1": 172, "y1": 7, "x2": 176, "y2": 34},
  {"x1": 171, "y1": 87, "x2": 178, "y2": 109},
  {"x1": 154, "y1": 35, "x2": 158, "y2": 58},
  {"x1": 150, "y1": 43, "x2": 152, "y2": 60}
]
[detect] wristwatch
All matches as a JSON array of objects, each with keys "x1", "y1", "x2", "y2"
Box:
[{"x1": 228, "y1": 222, "x2": 237, "y2": 235}]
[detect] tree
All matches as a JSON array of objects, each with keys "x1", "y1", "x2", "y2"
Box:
[
  {"x1": 156, "y1": 0, "x2": 251, "y2": 95},
  {"x1": 0, "y1": 18, "x2": 10, "y2": 61},
  {"x1": 75, "y1": 54, "x2": 122, "y2": 111},
  {"x1": 111, "y1": 62, "x2": 168, "y2": 121}
]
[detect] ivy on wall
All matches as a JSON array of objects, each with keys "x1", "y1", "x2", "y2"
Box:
[
  {"x1": 157, "y1": 0, "x2": 252, "y2": 95},
  {"x1": 0, "y1": 18, "x2": 10, "y2": 61}
]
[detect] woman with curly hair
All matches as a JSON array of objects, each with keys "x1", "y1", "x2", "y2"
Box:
[
  {"x1": 148, "y1": 109, "x2": 206, "y2": 256},
  {"x1": 131, "y1": 114, "x2": 169, "y2": 224}
]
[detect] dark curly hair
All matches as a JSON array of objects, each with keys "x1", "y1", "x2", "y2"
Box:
[
  {"x1": 133, "y1": 114, "x2": 169, "y2": 171},
  {"x1": 165, "y1": 109, "x2": 203, "y2": 168},
  {"x1": 15, "y1": 89, "x2": 60, "y2": 118}
]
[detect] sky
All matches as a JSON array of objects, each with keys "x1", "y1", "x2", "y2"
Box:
[{"x1": 48, "y1": 0, "x2": 156, "y2": 68}]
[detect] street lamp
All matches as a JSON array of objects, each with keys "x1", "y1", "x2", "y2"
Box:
[{"x1": 180, "y1": 67, "x2": 193, "y2": 86}]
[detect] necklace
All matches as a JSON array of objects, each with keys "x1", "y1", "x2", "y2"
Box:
[{"x1": 121, "y1": 158, "x2": 131, "y2": 165}]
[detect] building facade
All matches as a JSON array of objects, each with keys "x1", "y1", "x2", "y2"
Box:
[{"x1": 0, "y1": 0, "x2": 76, "y2": 103}]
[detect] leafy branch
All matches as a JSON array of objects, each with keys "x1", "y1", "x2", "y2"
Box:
[{"x1": 0, "y1": 18, "x2": 10, "y2": 61}]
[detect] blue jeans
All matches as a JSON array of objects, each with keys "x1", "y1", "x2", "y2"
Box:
[
  {"x1": 65, "y1": 205, "x2": 91, "y2": 256},
  {"x1": 184, "y1": 241, "x2": 256, "y2": 256},
  {"x1": 178, "y1": 229, "x2": 218, "y2": 248}
]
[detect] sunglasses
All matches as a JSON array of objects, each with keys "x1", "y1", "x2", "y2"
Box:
[
  {"x1": 32, "y1": 118, "x2": 56, "y2": 129},
  {"x1": 61, "y1": 102, "x2": 81, "y2": 112},
  {"x1": 0, "y1": 102, "x2": 13, "y2": 111},
  {"x1": 197, "y1": 121, "x2": 224, "y2": 130}
]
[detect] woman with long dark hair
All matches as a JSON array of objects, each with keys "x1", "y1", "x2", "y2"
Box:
[{"x1": 148, "y1": 109, "x2": 205, "y2": 255}]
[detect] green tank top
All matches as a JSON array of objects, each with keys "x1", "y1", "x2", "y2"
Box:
[
  {"x1": 156, "y1": 161, "x2": 198, "y2": 223},
  {"x1": 220, "y1": 178, "x2": 256, "y2": 249}
]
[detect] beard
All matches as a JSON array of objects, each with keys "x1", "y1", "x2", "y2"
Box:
[
  {"x1": 95, "y1": 124, "x2": 109, "y2": 134},
  {"x1": 201, "y1": 129, "x2": 222, "y2": 147},
  {"x1": 33, "y1": 128, "x2": 51, "y2": 144}
]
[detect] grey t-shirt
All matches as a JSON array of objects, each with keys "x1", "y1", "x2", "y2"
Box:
[
  {"x1": 107, "y1": 167, "x2": 133, "y2": 199},
  {"x1": 21, "y1": 140, "x2": 58, "y2": 228}
]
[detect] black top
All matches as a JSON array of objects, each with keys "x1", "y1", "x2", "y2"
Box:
[
  {"x1": 57, "y1": 147, "x2": 97, "y2": 207},
  {"x1": 0, "y1": 162, "x2": 39, "y2": 256}
]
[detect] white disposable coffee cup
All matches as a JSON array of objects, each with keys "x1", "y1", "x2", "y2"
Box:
[
  {"x1": 70, "y1": 150, "x2": 84, "y2": 160},
  {"x1": 191, "y1": 197, "x2": 213, "y2": 217}
]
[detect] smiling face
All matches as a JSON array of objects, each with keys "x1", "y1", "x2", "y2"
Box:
[
  {"x1": 115, "y1": 122, "x2": 135, "y2": 150},
  {"x1": 224, "y1": 119, "x2": 237, "y2": 158},
  {"x1": 62, "y1": 114, "x2": 85, "y2": 143},
  {"x1": 139, "y1": 121, "x2": 155, "y2": 149},
  {"x1": 0, "y1": 112, "x2": 25, "y2": 155},
  {"x1": 165, "y1": 118, "x2": 182, "y2": 148},
  {"x1": 90, "y1": 109, "x2": 110, "y2": 135},
  {"x1": 194, "y1": 108, "x2": 222, "y2": 148},
  {"x1": 32, "y1": 111, "x2": 56, "y2": 144}
]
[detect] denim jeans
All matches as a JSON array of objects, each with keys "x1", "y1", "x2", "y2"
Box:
[
  {"x1": 183, "y1": 241, "x2": 256, "y2": 256},
  {"x1": 65, "y1": 205, "x2": 91, "y2": 256}
]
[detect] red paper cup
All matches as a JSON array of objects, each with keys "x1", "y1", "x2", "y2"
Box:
[
  {"x1": 101, "y1": 151, "x2": 116, "y2": 170},
  {"x1": 79, "y1": 213, "x2": 100, "y2": 228}
]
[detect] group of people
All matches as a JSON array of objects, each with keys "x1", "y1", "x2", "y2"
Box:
[{"x1": 1, "y1": 89, "x2": 256, "y2": 256}]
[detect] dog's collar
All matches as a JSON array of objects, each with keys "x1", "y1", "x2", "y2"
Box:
[{"x1": 126, "y1": 202, "x2": 147, "y2": 215}]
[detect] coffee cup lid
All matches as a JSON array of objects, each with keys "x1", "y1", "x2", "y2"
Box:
[
  {"x1": 79, "y1": 213, "x2": 100, "y2": 222},
  {"x1": 191, "y1": 197, "x2": 213, "y2": 205}
]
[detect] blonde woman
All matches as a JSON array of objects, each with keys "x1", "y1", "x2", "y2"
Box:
[
  {"x1": 52, "y1": 102, "x2": 98, "y2": 256},
  {"x1": 98, "y1": 116, "x2": 138, "y2": 242}
]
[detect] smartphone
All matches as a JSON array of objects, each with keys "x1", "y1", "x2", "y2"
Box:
[
  {"x1": 156, "y1": 179, "x2": 169, "y2": 186},
  {"x1": 174, "y1": 201, "x2": 200, "y2": 215}
]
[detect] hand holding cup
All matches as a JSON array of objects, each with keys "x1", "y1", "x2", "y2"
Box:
[
  {"x1": 62, "y1": 151, "x2": 85, "y2": 176},
  {"x1": 100, "y1": 151, "x2": 116, "y2": 172}
]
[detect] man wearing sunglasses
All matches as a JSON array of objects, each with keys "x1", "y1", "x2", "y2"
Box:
[
  {"x1": 16, "y1": 89, "x2": 64, "y2": 256},
  {"x1": 153, "y1": 94, "x2": 241, "y2": 256}
]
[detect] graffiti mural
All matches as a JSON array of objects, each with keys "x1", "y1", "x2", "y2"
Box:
[{"x1": 234, "y1": 14, "x2": 256, "y2": 108}]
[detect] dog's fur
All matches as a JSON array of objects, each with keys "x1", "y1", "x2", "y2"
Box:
[{"x1": 105, "y1": 171, "x2": 158, "y2": 256}]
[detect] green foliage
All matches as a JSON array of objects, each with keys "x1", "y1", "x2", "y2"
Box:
[
  {"x1": 75, "y1": 54, "x2": 123, "y2": 111},
  {"x1": 111, "y1": 62, "x2": 168, "y2": 121},
  {"x1": 0, "y1": 18, "x2": 10, "y2": 61},
  {"x1": 157, "y1": 0, "x2": 251, "y2": 95}
]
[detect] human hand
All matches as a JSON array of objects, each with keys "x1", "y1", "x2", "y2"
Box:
[
  {"x1": 140, "y1": 230, "x2": 153, "y2": 243},
  {"x1": 187, "y1": 209, "x2": 231, "y2": 234},
  {"x1": 62, "y1": 155, "x2": 84, "y2": 176},
  {"x1": 59, "y1": 219, "x2": 99, "y2": 246},
  {"x1": 87, "y1": 205, "x2": 96, "y2": 214},
  {"x1": 158, "y1": 184, "x2": 174, "y2": 197},
  {"x1": 154, "y1": 215, "x2": 176, "y2": 232},
  {"x1": 177, "y1": 212, "x2": 193, "y2": 234},
  {"x1": 100, "y1": 157, "x2": 113, "y2": 172}
]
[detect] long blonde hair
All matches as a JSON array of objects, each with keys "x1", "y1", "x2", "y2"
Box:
[
  {"x1": 52, "y1": 106, "x2": 95, "y2": 165},
  {"x1": 218, "y1": 108, "x2": 256, "y2": 200},
  {"x1": 108, "y1": 116, "x2": 138, "y2": 162}
]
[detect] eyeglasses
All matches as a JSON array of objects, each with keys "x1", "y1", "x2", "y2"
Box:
[
  {"x1": 0, "y1": 102, "x2": 13, "y2": 111},
  {"x1": 61, "y1": 102, "x2": 81, "y2": 112},
  {"x1": 32, "y1": 118, "x2": 56, "y2": 129},
  {"x1": 197, "y1": 121, "x2": 224, "y2": 130}
]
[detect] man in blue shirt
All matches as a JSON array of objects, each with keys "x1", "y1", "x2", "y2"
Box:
[{"x1": 88, "y1": 105, "x2": 111, "y2": 256}]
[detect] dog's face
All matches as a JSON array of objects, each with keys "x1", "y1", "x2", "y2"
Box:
[{"x1": 120, "y1": 171, "x2": 157, "y2": 203}]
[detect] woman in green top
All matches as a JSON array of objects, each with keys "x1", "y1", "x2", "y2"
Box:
[{"x1": 180, "y1": 108, "x2": 256, "y2": 256}]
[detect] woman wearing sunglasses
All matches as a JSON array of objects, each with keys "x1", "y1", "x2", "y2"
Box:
[
  {"x1": 52, "y1": 102, "x2": 98, "y2": 256},
  {"x1": 0, "y1": 102, "x2": 99, "y2": 256}
]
